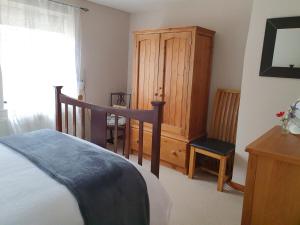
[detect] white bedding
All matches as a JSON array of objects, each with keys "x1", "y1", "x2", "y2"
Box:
[{"x1": 0, "y1": 137, "x2": 171, "y2": 225}]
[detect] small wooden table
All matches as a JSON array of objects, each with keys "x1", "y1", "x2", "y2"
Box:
[{"x1": 242, "y1": 126, "x2": 300, "y2": 225}]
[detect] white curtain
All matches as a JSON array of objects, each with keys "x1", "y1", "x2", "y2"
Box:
[{"x1": 0, "y1": 0, "x2": 82, "y2": 134}]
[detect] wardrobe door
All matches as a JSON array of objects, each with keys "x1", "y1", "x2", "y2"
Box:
[
  {"x1": 158, "y1": 32, "x2": 193, "y2": 137},
  {"x1": 132, "y1": 33, "x2": 160, "y2": 110}
]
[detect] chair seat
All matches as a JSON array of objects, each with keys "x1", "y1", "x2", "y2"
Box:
[
  {"x1": 107, "y1": 115, "x2": 126, "y2": 126},
  {"x1": 190, "y1": 138, "x2": 235, "y2": 156}
]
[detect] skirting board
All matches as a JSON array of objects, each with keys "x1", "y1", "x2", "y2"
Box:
[{"x1": 227, "y1": 181, "x2": 245, "y2": 193}]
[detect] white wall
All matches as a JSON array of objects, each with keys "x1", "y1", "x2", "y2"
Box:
[
  {"x1": 65, "y1": 0, "x2": 130, "y2": 106},
  {"x1": 234, "y1": 0, "x2": 300, "y2": 184},
  {"x1": 127, "y1": 0, "x2": 253, "y2": 124},
  {"x1": 0, "y1": 65, "x2": 4, "y2": 110}
]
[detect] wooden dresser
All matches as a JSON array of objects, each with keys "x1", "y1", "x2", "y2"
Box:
[
  {"x1": 130, "y1": 26, "x2": 215, "y2": 173},
  {"x1": 242, "y1": 126, "x2": 300, "y2": 225}
]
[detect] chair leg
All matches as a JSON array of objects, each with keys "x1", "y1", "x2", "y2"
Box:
[
  {"x1": 228, "y1": 151, "x2": 235, "y2": 181},
  {"x1": 188, "y1": 147, "x2": 196, "y2": 179},
  {"x1": 108, "y1": 129, "x2": 114, "y2": 144},
  {"x1": 217, "y1": 156, "x2": 227, "y2": 192}
]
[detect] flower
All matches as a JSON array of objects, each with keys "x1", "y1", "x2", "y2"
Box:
[
  {"x1": 276, "y1": 100, "x2": 299, "y2": 134},
  {"x1": 289, "y1": 103, "x2": 298, "y2": 119},
  {"x1": 276, "y1": 111, "x2": 285, "y2": 118}
]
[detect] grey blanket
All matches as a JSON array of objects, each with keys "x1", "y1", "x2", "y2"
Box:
[{"x1": 0, "y1": 129, "x2": 149, "y2": 225}]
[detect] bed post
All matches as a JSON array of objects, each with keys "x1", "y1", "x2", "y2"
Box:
[
  {"x1": 54, "y1": 86, "x2": 63, "y2": 132},
  {"x1": 151, "y1": 101, "x2": 164, "y2": 178}
]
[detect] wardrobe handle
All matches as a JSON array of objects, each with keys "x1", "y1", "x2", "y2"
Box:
[{"x1": 154, "y1": 93, "x2": 158, "y2": 96}]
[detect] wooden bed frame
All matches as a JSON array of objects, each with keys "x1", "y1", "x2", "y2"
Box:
[{"x1": 54, "y1": 86, "x2": 164, "y2": 177}]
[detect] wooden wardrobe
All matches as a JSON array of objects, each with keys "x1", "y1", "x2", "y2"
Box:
[{"x1": 130, "y1": 26, "x2": 215, "y2": 173}]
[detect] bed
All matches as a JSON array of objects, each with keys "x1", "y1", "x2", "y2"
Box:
[{"x1": 0, "y1": 86, "x2": 171, "y2": 225}]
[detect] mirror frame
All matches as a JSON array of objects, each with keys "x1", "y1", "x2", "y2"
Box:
[{"x1": 260, "y1": 16, "x2": 300, "y2": 79}]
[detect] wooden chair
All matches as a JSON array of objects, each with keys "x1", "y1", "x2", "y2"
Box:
[
  {"x1": 188, "y1": 89, "x2": 240, "y2": 192},
  {"x1": 107, "y1": 92, "x2": 131, "y2": 154}
]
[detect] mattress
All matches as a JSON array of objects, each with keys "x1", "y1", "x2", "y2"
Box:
[{"x1": 0, "y1": 136, "x2": 172, "y2": 225}]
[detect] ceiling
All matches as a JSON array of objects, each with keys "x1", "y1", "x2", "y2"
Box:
[{"x1": 89, "y1": 0, "x2": 185, "y2": 13}]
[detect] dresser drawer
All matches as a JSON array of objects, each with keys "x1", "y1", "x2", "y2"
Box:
[{"x1": 130, "y1": 127, "x2": 187, "y2": 168}]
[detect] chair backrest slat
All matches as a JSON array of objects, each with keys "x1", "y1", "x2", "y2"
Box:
[
  {"x1": 210, "y1": 90, "x2": 221, "y2": 139},
  {"x1": 110, "y1": 92, "x2": 131, "y2": 108},
  {"x1": 218, "y1": 91, "x2": 227, "y2": 140},
  {"x1": 222, "y1": 92, "x2": 232, "y2": 140},
  {"x1": 225, "y1": 93, "x2": 234, "y2": 142},
  {"x1": 231, "y1": 94, "x2": 240, "y2": 142},
  {"x1": 209, "y1": 89, "x2": 240, "y2": 144}
]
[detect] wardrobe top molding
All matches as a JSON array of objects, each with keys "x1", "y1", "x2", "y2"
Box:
[{"x1": 133, "y1": 26, "x2": 215, "y2": 37}]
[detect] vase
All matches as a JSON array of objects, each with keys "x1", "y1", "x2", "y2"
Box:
[{"x1": 281, "y1": 121, "x2": 290, "y2": 134}]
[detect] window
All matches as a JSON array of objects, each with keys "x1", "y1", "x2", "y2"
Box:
[{"x1": 0, "y1": 0, "x2": 81, "y2": 134}]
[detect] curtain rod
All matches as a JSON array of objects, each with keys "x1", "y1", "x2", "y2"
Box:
[{"x1": 49, "y1": 0, "x2": 89, "y2": 12}]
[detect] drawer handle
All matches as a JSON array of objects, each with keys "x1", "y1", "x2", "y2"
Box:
[{"x1": 171, "y1": 150, "x2": 177, "y2": 156}]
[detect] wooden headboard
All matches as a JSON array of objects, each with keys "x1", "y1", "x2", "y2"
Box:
[{"x1": 54, "y1": 86, "x2": 164, "y2": 177}]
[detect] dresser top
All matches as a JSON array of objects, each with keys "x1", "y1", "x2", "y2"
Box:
[{"x1": 246, "y1": 126, "x2": 300, "y2": 165}]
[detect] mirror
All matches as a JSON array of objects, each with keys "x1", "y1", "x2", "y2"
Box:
[
  {"x1": 272, "y1": 28, "x2": 300, "y2": 68},
  {"x1": 260, "y1": 16, "x2": 300, "y2": 78}
]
